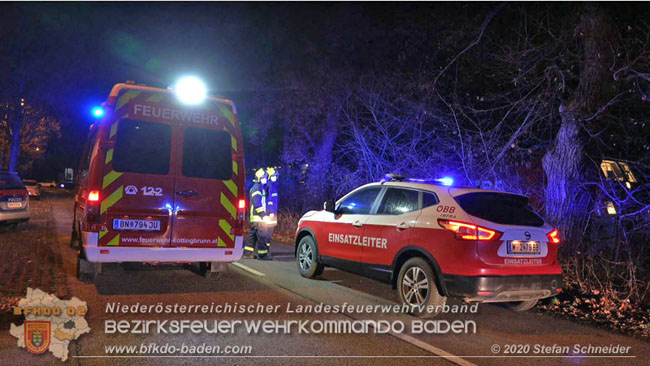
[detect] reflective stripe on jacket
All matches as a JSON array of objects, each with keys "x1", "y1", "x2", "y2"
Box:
[{"x1": 249, "y1": 183, "x2": 267, "y2": 222}]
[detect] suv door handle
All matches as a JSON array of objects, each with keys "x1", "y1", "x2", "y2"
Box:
[
  {"x1": 353, "y1": 220, "x2": 363, "y2": 227},
  {"x1": 397, "y1": 222, "x2": 410, "y2": 230},
  {"x1": 176, "y1": 190, "x2": 198, "y2": 197}
]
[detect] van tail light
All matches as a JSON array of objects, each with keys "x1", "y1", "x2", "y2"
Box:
[
  {"x1": 88, "y1": 190, "x2": 100, "y2": 202},
  {"x1": 547, "y1": 229, "x2": 561, "y2": 244},
  {"x1": 235, "y1": 198, "x2": 246, "y2": 236},
  {"x1": 438, "y1": 219, "x2": 500, "y2": 241},
  {"x1": 84, "y1": 190, "x2": 102, "y2": 231}
]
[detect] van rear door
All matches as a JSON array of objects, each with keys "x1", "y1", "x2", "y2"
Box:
[
  {"x1": 98, "y1": 93, "x2": 176, "y2": 247},
  {"x1": 171, "y1": 103, "x2": 240, "y2": 249}
]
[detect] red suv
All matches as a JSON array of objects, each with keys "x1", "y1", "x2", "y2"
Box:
[{"x1": 295, "y1": 176, "x2": 562, "y2": 316}]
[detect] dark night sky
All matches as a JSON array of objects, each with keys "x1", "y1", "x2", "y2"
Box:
[
  {"x1": 16, "y1": 1, "x2": 460, "y2": 178},
  {"x1": 12, "y1": 2, "x2": 650, "y2": 179},
  {"x1": 17, "y1": 2, "x2": 364, "y2": 177},
  {"x1": 17, "y1": 2, "x2": 484, "y2": 105}
]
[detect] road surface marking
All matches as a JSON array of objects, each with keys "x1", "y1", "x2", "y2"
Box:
[
  {"x1": 368, "y1": 321, "x2": 477, "y2": 366},
  {"x1": 231, "y1": 262, "x2": 266, "y2": 276},
  {"x1": 248, "y1": 257, "x2": 477, "y2": 366}
]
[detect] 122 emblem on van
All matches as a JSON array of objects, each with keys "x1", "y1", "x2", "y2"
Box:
[{"x1": 123, "y1": 185, "x2": 163, "y2": 197}]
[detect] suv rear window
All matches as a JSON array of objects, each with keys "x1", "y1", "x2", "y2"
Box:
[
  {"x1": 113, "y1": 119, "x2": 172, "y2": 175},
  {"x1": 182, "y1": 128, "x2": 233, "y2": 180},
  {"x1": 0, "y1": 173, "x2": 25, "y2": 190},
  {"x1": 454, "y1": 192, "x2": 545, "y2": 227}
]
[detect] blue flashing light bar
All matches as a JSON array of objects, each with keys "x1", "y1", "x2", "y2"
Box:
[
  {"x1": 436, "y1": 177, "x2": 454, "y2": 186},
  {"x1": 382, "y1": 174, "x2": 454, "y2": 186}
]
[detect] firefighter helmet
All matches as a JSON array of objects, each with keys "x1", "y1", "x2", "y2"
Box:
[
  {"x1": 255, "y1": 168, "x2": 268, "y2": 184},
  {"x1": 267, "y1": 167, "x2": 278, "y2": 182}
]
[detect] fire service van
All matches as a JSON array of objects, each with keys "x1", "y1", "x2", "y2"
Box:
[
  {"x1": 295, "y1": 175, "x2": 563, "y2": 317},
  {"x1": 72, "y1": 80, "x2": 246, "y2": 282}
]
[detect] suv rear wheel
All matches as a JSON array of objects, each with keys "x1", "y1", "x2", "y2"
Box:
[
  {"x1": 397, "y1": 257, "x2": 447, "y2": 318},
  {"x1": 503, "y1": 299, "x2": 538, "y2": 312},
  {"x1": 296, "y1": 236, "x2": 324, "y2": 278}
]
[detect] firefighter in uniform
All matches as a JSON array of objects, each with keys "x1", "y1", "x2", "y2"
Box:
[
  {"x1": 265, "y1": 167, "x2": 279, "y2": 251},
  {"x1": 243, "y1": 169, "x2": 273, "y2": 260}
]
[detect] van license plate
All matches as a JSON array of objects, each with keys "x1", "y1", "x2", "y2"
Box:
[
  {"x1": 113, "y1": 219, "x2": 161, "y2": 232},
  {"x1": 7, "y1": 202, "x2": 22, "y2": 208},
  {"x1": 507, "y1": 240, "x2": 540, "y2": 254}
]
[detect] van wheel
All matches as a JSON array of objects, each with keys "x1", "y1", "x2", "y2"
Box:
[
  {"x1": 296, "y1": 236, "x2": 323, "y2": 278},
  {"x1": 397, "y1": 257, "x2": 447, "y2": 318},
  {"x1": 504, "y1": 299, "x2": 538, "y2": 312},
  {"x1": 76, "y1": 251, "x2": 98, "y2": 283},
  {"x1": 70, "y1": 224, "x2": 80, "y2": 250},
  {"x1": 199, "y1": 262, "x2": 222, "y2": 279}
]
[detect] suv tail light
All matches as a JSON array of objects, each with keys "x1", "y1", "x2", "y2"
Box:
[
  {"x1": 547, "y1": 229, "x2": 561, "y2": 244},
  {"x1": 235, "y1": 198, "x2": 246, "y2": 236},
  {"x1": 438, "y1": 219, "x2": 500, "y2": 241}
]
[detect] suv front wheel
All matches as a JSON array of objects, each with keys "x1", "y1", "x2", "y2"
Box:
[
  {"x1": 397, "y1": 257, "x2": 447, "y2": 318},
  {"x1": 296, "y1": 235, "x2": 324, "y2": 278}
]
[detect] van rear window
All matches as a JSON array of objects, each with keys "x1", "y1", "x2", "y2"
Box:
[
  {"x1": 454, "y1": 192, "x2": 545, "y2": 227},
  {"x1": 182, "y1": 128, "x2": 232, "y2": 180},
  {"x1": 113, "y1": 119, "x2": 172, "y2": 175}
]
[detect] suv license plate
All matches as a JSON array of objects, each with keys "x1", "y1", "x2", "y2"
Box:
[
  {"x1": 507, "y1": 240, "x2": 540, "y2": 254},
  {"x1": 113, "y1": 219, "x2": 161, "y2": 232},
  {"x1": 7, "y1": 202, "x2": 22, "y2": 208}
]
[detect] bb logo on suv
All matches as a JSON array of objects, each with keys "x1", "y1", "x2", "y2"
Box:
[{"x1": 295, "y1": 176, "x2": 563, "y2": 317}]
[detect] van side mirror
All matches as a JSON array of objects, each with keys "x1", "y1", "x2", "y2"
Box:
[{"x1": 324, "y1": 200, "x2": 336, "y2": 213}]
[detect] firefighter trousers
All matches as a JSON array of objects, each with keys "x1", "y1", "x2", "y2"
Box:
[{"x1": 245, "y1": 223, "x2": 273, "y2": 258}]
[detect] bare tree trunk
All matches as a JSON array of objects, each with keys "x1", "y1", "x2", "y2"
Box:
[
  {"x1": 8, "y1": 105, "x2": 23, "y2": 172},
  {"x1": 542, "y1": 5, "x2": 615, "y2": 239},
  {"x1": 306, "y1": 101, "x2": 339, "y2": 206},
  {"x1": 542, "y1": 103, "x2": 583, "y2": 234}
]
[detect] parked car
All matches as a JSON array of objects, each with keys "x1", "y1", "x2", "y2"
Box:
[
  {"x1": 295, "y1": 175, "x2": 562, "y2": 317},
  {"x1": 23, "y1": 180, "x2": 41, "y2": 200},
  {"x1": 0, "y1": 171, "x2": 29, "y2": 229},
  {"x1": 39, "y1": 180, "x2": 57, "y2": 187},
  {"x1": 59, "y1": 181, "x2": 76, "y2": 190}
]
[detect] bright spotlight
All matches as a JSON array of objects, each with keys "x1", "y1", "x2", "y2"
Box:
[
  {"x1": 174, "y1": 76, "x2": 207, "y2": 105},
  {"x1": 91, "y1": 106, "x2": 104, "y2": 118}
]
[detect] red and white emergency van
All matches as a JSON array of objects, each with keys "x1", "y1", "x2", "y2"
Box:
[
  {"x1": 295, "y1": 176, "x2": 563, "y2": 316},
  {"x1": 72, "y1": 81, "x2": 246, "y2": 282}
]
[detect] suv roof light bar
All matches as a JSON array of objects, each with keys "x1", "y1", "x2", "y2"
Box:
[{"x1": 380, "y1": 174, "x2": 454, "y2": 186}]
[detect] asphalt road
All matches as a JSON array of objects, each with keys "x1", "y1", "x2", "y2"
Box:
[{"x1": 1, "y1": 189, "x2": 648, "y2": 366}]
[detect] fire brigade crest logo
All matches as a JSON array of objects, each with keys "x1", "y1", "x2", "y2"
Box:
[
  {"x1": 24, "y1": 321, "x2": 51, "y2": 354},
  {"x1": 9, "y1": 288, "x2": 90, "y2": 361}
]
